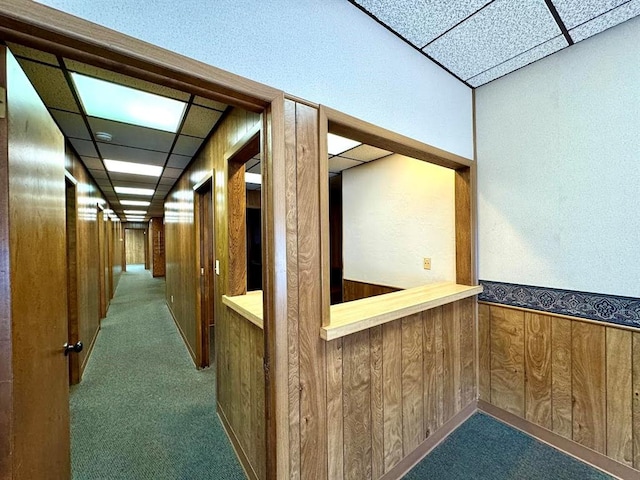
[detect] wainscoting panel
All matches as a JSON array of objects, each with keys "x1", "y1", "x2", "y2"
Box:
[
  {"x1": 479, "y1": 302, "x2": 640, "y2": 471},
  {"x1": 327, "y1": 298, "x2": 476, "y2": 479}
]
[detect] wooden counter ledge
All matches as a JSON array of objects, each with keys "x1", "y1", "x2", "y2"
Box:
[
  {"x1": 222, "y1": 290, "x2": 263, "y2": 329},
  {"x1": 321, "y1": 282, "x2": 483, "y2": 341}
]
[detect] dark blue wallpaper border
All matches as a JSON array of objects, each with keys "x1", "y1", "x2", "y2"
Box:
[{"x1": 479, "y1": 280, "x2": 640, "y2": 329}]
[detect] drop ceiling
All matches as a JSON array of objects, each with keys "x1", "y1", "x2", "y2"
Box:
[
  {"x1": 7, "y1": 42, "x2": 228, "y2": 222},
  {"x1": 351, "y1": 0, "x2": 640, "y2": 87}
]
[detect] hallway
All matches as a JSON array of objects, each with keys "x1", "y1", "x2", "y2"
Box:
[{"x1": 69, "y1": 265, "x2": 245, "y2": 480}]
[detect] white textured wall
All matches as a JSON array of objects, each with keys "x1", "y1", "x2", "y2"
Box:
[
  {"x1": 36, "y1": 0, "x2": 473, "y2": 158},
  {"x1": 342, "y1": 155, "x2": 455, "y2": 289},
  {"x1": 476, "y1": 16, "x2": 640, "y2": 297}
]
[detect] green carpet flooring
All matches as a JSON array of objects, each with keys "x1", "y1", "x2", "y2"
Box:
[
  {"x1": 404, "y1": 413, "x2": 613, "y2": 479},
  {"x1": 70, "y1": 265, "x2": 245, "y2": 480}
]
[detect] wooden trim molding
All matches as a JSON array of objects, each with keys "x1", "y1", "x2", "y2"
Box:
[
  {"x1": 479, "y1": 400, "x2": 636, "y2": 480},
  {"x1": 321, "y1": 105, "x2": 473, "y2": 170}
]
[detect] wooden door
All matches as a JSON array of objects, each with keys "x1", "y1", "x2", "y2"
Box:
[
  {"x1": 66, "y1": 176, "x2": 80, "y2": 385},
  {"x1": 0, "y1": 46, "x2": 70, "y2": 479},
  {"x1": 195, "y1": 179, "x2": 214, "y2": 367}
]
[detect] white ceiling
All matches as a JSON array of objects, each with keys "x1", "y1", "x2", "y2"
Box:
[{"x1": 351, "y1": 0, "x2": 640, "y2": 86}]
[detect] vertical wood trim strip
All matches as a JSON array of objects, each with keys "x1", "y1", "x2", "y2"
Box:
[
  {"x1": 551, "y1": 317, "x2": 572, "y2": 439},
  {"x1": 632, "y1": 333, "x2": 640, "y2": 469},
  {"x1": 295, "y1": 103, "x2": 327, "y2": 480},
  {"x1": 401, "y1": 313, "x2": 424, "y2": 454},
  {"x1": 343, "y1": 330, "x2": 372, "y2": 480},
  {"x1": 283, "y1": 99, "x2": 300, "y2": 480},
  {"x1": 370, "y1": 326, "x2": 384, "y2": 479},
  {"x1": 478, "y1": 303, "x2": 491, "y2": 401},
  {"x1": 423, "y1": 308, "x2": 438, "y2": 438},
  {"x1": 435, "y1": 309, "x2": 444, "y2": 428},
  {"x1": 572, "y1": 322, "x2": 606, "y2": 454},
  {"x1": 326, "y1": 339, "x2": 344, "y2": 480},
  {"x1": 459, "y1": 298, "x2": 475, "y2": 407},
  {"x1": 454, "y1": 167, "x2": 472, "y2": 285},
  {"x1": 524, "y1": 313, "x2": 552, "y2": 429},
  {"x1": 382, "y1": 321, "x2": 403, "y2": 472},
  {"x1": 605, "y1": 328, "x2": 632, "y2": 466},
  {"x1": 489, "y1": 306, "x2": 525, "y2": 417}
]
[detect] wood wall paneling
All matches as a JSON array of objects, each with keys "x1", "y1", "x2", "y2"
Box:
[
  {"x1": 572, "y1": 321, "x2": 606, "y2": 454},
  {"x1": 482, "y1": 302, "x2": 640, "y2": 475},
  {"x1": 342, "y1": 279, "x2": 400, "y2": 303},
  {"x1": 524, "y1": 312, "x2": 551, "y2": 429},
  {"x1": 489, "y1": 305, "x2": 525, "y2": 416},
  {"x1": 125, "y1": 228, "x2": 146, "y2": 265},
  {"x1": 149, "y1": 217, "x2": 165, "y2": 277},
  {"x1": 478, "y1": 303, "x2": 491, "y2": 401},
  {"x1": 606, "y1": 328, "x2": 632, "y2": 465},
  {"x1": 551, "y1": 317, "x2": 572, "y2": 438}
]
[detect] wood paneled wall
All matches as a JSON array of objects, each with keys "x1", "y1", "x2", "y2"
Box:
[
  {"x1": 165, "y1": 107, "x2": 260, "y2": 361},
  {"x1": 164, "y1": 108, "x2": 265, "y2": 477},
  {"x1": 326, "y1": 298, "x2": 475, "y2": 479},
  {"x1": 112, "y1": 221, "x2": 123, "y2": 294},
  {"x1": 479, "y1": 302, "x2": 640, "y2": 471},
  {"x1": 342, "y1": 279, "x2": 401, "y2": 303},
  {"x1": 148, "y1": 217, "x2": 165, "y2": 277},
  {"x1": 65, "y1": 146, "x2": 117, "y2": 375},
  {"x1": 125, "y1": 228, "x2": 146, "y2": 265},
  {"x1": 218, "y1": 307, "x2": 266, "y2": 479}
]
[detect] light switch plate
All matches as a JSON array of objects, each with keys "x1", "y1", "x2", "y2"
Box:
[{"x1": 423, "y1": 258, "x2": 431, "y2": 270}]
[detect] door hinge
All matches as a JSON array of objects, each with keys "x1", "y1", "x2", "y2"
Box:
[{"x1": 0, "y1": 87, "x2": 5, "y2": 119}]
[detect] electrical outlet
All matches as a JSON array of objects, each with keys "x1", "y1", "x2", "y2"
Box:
[{"x1": 423, "y1": 258, "x2": 431, "y2": 270}]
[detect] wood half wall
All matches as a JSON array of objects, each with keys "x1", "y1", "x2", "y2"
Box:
[{"x1": 479, "y1": 302, "x2": 640, "y2": 474}]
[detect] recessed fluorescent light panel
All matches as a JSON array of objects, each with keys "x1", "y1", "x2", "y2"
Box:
[
  {"x1": 114, "y1": 186, "x2": 155, "y2": 196},
  {"x1": 120, "y1": 200, "x2": 151, "y2": 206},
  {"x1": 126, "y1": 215, "x2": 146, "y2": 220},
  {"x1": 104, "y1": 159, "x2": 163, "y2": 177},
  {"x1": 71, "y1": 72, "x2": 187, "y2": 133},
  {"x1": 245, "y1": 172, "x2": 262, "y2": 185},
  {"x1": 327, "y1": 133, "x2": 361, "y2": 155},
  {"x1": 123, "y1": 210, "x2": 147, "y2": 215}
]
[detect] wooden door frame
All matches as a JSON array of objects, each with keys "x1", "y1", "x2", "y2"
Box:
[
  {"x1": 0, "y1": 3, "x2": 288, "y2": 478},
  {"x1": 97, "y1": 205, "x2": 107, "y2": 319},
  {"x1": 65, "y1": 171, "x2": 81, "y2": 385},
  {"x1": 194, "y1": 172, "x2": 214, "y2": 369}
]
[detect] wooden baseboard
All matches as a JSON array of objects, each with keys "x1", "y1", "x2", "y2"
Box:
[
  {"x1": 217, "y1": 403, "x2": 258, "y2": 480},
  {"x1": 380, "y1": 400, "x2": 477, "y2": 480},
  {"x1": 478, "y1": 400, "x2": 637, "y2": 480},
  {"x1": 165, "y1": 301, "x2": 197, "y2": 367},
  {"x1": 79, "y1": 322, "x2": 100, "y2": 379}
]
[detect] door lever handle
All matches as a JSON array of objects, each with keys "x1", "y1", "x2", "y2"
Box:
[{"x1": 63, "y1": 341, "x2": 83, "y2": 356}]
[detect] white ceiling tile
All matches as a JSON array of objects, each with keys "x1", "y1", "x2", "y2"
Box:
[
  {"x1": 354, "y1": 0, "x2": 491, "y2": 46},
  {"x1": 181, "y1": 105, "x2": 222, "y2": 138},
  {"x1": 159, "y1": 176, "x2": 177, "y2": 186},
  {"x1": 424, "y1": 0, "x2": 561, "y2": 80},
  {"x1": 194, "y1": 96, "x2": 228, "y2": 111},
  {"x1": 88, "y1": 117, "x2": 175, "y2": 153},
  {"x1": 167, "y1": 154, "x2": 192, "y2": 169},
  {"x1": 329, "y1": 157, "x2": 363, "y2": 173},
  {"x1": 50, "y1": 109, "x2": 90, "y2": 140},
  {"x1": 69, "y1": 138, "x2": 98, "y2": 157},
  {"x1": 8, "y1": 43, "x2": 60, "y2": 66},
  {"x1": 81, "y1": 156, "x2": 104, "y2": 170},
  {"x1": 89, "y1": 169, "x2": 109, "y2": 180},
  {"x1": 174, "y1": 135, "x2": 202, "y2": 156},
  {"x1": 109, "y1": 172, "x2": 157, "y2": 185},
  {"x1": 552, "y1": 0, "x2": 630, "y2": 29},
  {"x1": 16, "y1": 59, "x2": 80, "y2": 112},
  {"x1": 468, "y1": 35, "x2": 568, "y2": 86},
  {"x1": 569, "y1": 1, "x2": 640, "y2": 42},
  {"x1": 340, "y1": 144, "x2": 392, "y2": 162},
  {"x1": 247, "y1": 162, "x2": 261, "y2": 174},
  {"x1": 98, "y1": 143, "x2": 167, "y2": 166},
  {"x1": 162, "y1": 167, "x2": 183, "y2": 179}
]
